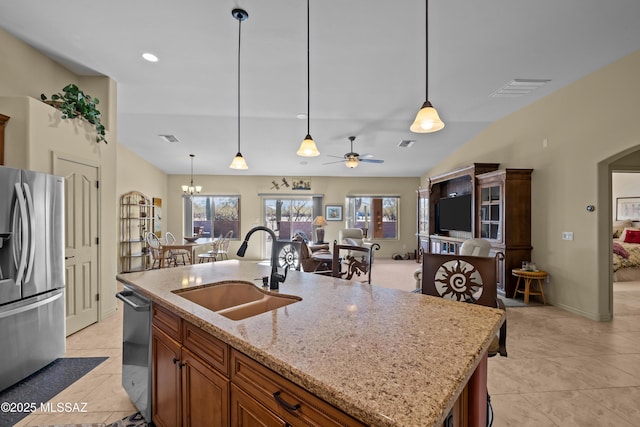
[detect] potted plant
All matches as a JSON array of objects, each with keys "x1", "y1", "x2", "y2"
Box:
[{"x1": 41, "y1": 84, "x2": 107, "y2": 144}]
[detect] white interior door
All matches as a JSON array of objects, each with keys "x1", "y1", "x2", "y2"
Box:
[{"x1": 54, "y1": 155, "x2": 99, "y2": 336}]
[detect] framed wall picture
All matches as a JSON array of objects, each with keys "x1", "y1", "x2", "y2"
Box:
[
  {"x1": 616, "y1": 197, "x2": 640, "y2": 220},
  {"x1": 325, "y1": 205, "x2": 343, "y2": 221}
]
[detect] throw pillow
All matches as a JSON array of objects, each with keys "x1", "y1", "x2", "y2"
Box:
[
  {"x1": 613, "y1": 220, "x2": 634, "y2": 238},
  {"x1": 619, "y1": 227, "x2": 640, "y2": 242},
  {"x1": 623, "y1": 229, "x2": 640, "y2": 244},
  {"x1": 613, "y1": 242, "x2": 630, "y2": 259}
]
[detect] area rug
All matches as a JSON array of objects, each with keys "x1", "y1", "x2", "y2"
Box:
[
  {"x1": 106, "y1": 412, "x2": 146, "y2": 427},
  {"x1": 0, "y1": 357, "x2": 107, "y2": 426},
  {"x1": 36, "y1": 412, "x2": 146, "y2": 427}
]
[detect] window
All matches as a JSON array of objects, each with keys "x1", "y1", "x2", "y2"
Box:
[
  {"x1": 186, "y1": 195, "x2": 240, "y2": 240},
  {"x1": 345, "y1": 196, "x2": 399, "y2": 239},
  {"x1": 264, "y1": 197, "x2": 314, "y2": 240}
]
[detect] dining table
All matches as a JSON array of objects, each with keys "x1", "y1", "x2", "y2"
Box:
[{"x1": 159, "y1": 237, "x2": 217, "y2": 268}]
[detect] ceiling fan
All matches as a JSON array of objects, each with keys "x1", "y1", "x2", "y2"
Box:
[{"x1": 323, "y1": 136, "x2": 385, "y2": 168}]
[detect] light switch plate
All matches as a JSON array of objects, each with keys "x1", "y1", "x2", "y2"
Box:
[{"x1": 562, "y1": 231, "x2": 574, "y2": 241}]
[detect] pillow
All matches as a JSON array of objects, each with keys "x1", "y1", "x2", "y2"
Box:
[
  {"x1": 343, "y1": 237, "x2": 360, "y2": 247},
  {"x1": 623, "y1": 229, "x2": 640, "y2": 244},
  {"x1": 619, "y1": 227, "x2": 640, "y2": 242},
  {"x1": 613, "y1": 241, "x2": 630, "y2": 259},
  {"x1": 613, "y1": 220, "x2": 634, "y2": 238}
]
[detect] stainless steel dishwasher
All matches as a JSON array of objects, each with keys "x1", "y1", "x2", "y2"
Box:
[{"x1": 116, "y1": 287, "x2": 152, "y2": 423}]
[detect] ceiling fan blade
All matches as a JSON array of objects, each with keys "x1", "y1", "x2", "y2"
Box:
[
  {"x1": 360, "y1": 153, "x2": 375, "y2": 159},
  {"x1": 359, "y1": 158, "x2": 384, "y2": 164},
  {"x1": 327, "y1": 154, "x2": 345, "y2": 159},
  {"x1": 322, "y1": 159, "x2": 347, "y2": 165}
]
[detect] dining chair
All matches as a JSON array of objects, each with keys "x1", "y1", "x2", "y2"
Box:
[
  {"x1": 164, "y1": 231, "x2": 190, "y2": 265},
  {"x1": 147, "y1": 232, "x2": 176, "y2": 269},
  {"x1": 198, "y1": 237, "x2": 221, "y2": 263},
  {"x1": 216, "y1": 230, "x2": 234, "y2": 260}
]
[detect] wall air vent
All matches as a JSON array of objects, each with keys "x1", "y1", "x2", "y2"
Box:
[
  {"x1": 398, "y1": 140, "x2": 415, "y2": 148},
  {"x1": 159, "y1": 134, "x2": 180, "y2": 143},
  {"x1": 490, "y1": 79, "x2": 551, "y2": 98}
]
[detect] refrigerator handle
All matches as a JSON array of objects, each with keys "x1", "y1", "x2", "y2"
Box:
[
  {"x1": 12, "y1": 183, "x2": 28, "y2": 286},
  {"x1": 22, "y1": 183, "x2": 36, "y2": 283},
  {"x1": 0, "y1": 291, "x2": 63, "y2": 320}
]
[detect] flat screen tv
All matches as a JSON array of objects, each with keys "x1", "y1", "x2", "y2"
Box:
[{"x1": 437, "y1": 194, "x2": 472, "y2": 232}]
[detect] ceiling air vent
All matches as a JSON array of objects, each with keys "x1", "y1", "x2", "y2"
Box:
[
  {"x1": 159, "y1": 134, "x2": 180, "y2": 143},
  {"x1": 490, "y1": 79, "x2": 551, "y2": 98},
  {"x1": 398, "y1": 140, "x2": 415, "y2": 148}
]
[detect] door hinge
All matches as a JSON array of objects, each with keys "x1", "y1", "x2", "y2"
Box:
[
  {"x1": 96, "y1": 180, "x2": 99, "y2": 189},
  {"x1": 96, "y1": 237, "x2": 99, "y2": 245},
  {"x1": 96, "y1": 293, "x2": 100, "y2": 301}
]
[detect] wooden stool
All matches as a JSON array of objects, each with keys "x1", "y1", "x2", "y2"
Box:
[{"x1": 512, "y1": 269, "x2": 547, "y2": 304}]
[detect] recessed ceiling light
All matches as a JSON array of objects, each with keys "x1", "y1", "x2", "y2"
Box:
[
  {"x1": 142, "y1": 52, "x2": 159, "y2": 62},
  {"x1": 296, "y1": 113, "x2": 307, "y2": 120}
]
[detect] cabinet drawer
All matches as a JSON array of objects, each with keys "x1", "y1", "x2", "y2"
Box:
[
  {"x1": 231, "y1": 350, "x2": 365, "y2": 427},
  {"x1": 183, "y1": 321, "x2": 229, "y2": 377},
  {"x1": 152, "y1": 303, "x2": 182, "y2": 342}
]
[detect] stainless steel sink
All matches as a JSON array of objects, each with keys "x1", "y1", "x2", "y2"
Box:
[{"x1": 173, "y1": 281, "x2": 301, "y2": 320}]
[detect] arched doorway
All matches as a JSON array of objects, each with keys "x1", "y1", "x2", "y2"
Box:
[{"x1": 599, "y1": 146, "x2": 640, "y2": 320}]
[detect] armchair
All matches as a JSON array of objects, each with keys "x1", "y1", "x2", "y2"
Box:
[
  {"x1": 338, "y1": 228, "x2": 372, "y2": 248},
  {"x1": 292, "y1": 232, "x2": 330, "y2": 272}
]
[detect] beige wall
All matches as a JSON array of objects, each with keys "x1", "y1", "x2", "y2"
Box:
[
  {"x1": 0, "y1": 29, "x2": 114, "y2": 129},
  {"x1": 0, "y1": 96, "x2": 120, "y2": 320},
  {"x1": 115, "y1": 144, "x2": 168, "y2": 272},
  {"x1": 165, "y1": 175, "x2": 419, "y2": 260},
  {"x1": 0, "y1": 28, "x2": 149, "y2": 320},
  {"x1": 422, "y1": 49, "x2": 640, "y2": 320}
]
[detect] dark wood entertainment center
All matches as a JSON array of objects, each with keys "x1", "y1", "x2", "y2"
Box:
[{"x1": 417, "y1": 163, "x2": 533, "y2": 296}]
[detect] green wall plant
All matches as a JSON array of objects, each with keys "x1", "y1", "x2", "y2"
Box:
[{"x1": 41, "y1": 83, "x2": 107, "y2": 144}]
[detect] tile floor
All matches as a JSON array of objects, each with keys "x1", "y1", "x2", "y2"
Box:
[{"x1": 11, "y1": 282, "x2": 640, "y2": 427}]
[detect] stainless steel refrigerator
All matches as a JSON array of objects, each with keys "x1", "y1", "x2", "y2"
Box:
[{"x1": 0, "y1": 165, "x2": 65, "y2": 392}]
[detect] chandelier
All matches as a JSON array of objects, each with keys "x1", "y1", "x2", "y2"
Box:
[{"x1": 182, "y1": 154, "x2": 202, "y2": 197}]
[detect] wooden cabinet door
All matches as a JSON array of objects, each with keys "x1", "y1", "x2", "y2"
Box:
[
  {"x1": 231, "y1": 384, "x2": 287, "y2": 427},
  {"x1": 152, "y1": 326, "x2": 182, "y2": 427},
  {"x1": 182, "y1": 347, "x2": 230, "y2": 427}
]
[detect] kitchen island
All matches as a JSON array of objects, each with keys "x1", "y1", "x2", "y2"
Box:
[{"x1": 117, "y1": 260, "x2": 505, "y2": 427}]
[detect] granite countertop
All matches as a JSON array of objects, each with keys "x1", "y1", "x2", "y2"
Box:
[{"x1": 117, "y1": 260, "x2": 505, "y2": 427}]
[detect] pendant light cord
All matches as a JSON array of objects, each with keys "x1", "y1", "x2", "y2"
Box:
[
  {"x1": 425, "y1": 0, "x2": 429, "y2": 101},
  {"x1": 237, "y1": 17, "x2": 242, "y2": 153},
  {"x1": 306, "y1": 0, "x2": 311, "y2": 135},
  {"x1": 190, "y1": 154, "x2": 194, "y2": 187}
]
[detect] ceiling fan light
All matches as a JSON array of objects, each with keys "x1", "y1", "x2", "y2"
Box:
[
  {"x1": 410, "y1": 101, "x2": 445, "y2": 133},
  {"x1": 229, "y1": 152, "x2": 248, "y2": 169},
  {"x1": 345, "y1": 158, "x2": 359, "y2": 168},
  {"x1": 297, "y1": 134, "x2": 320, "y2": 157}
]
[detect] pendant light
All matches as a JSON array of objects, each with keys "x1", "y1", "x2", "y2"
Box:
[
  {"x1": 410, "y1": 0, "x2": 445, "y2": 133},
  {"x1": 229, "y1": 8, "x2": 249, "y2": 169},
  {"x1": 296, "y1": 0, "x2": 320, "y2": 157},
  {"x1": 182, "y1": 154, "x2": 202, "y2": 197}
]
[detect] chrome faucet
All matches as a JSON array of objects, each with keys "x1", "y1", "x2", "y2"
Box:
[{"x1": 236, "y1": 226, "x2": 287, "y2": 290}]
